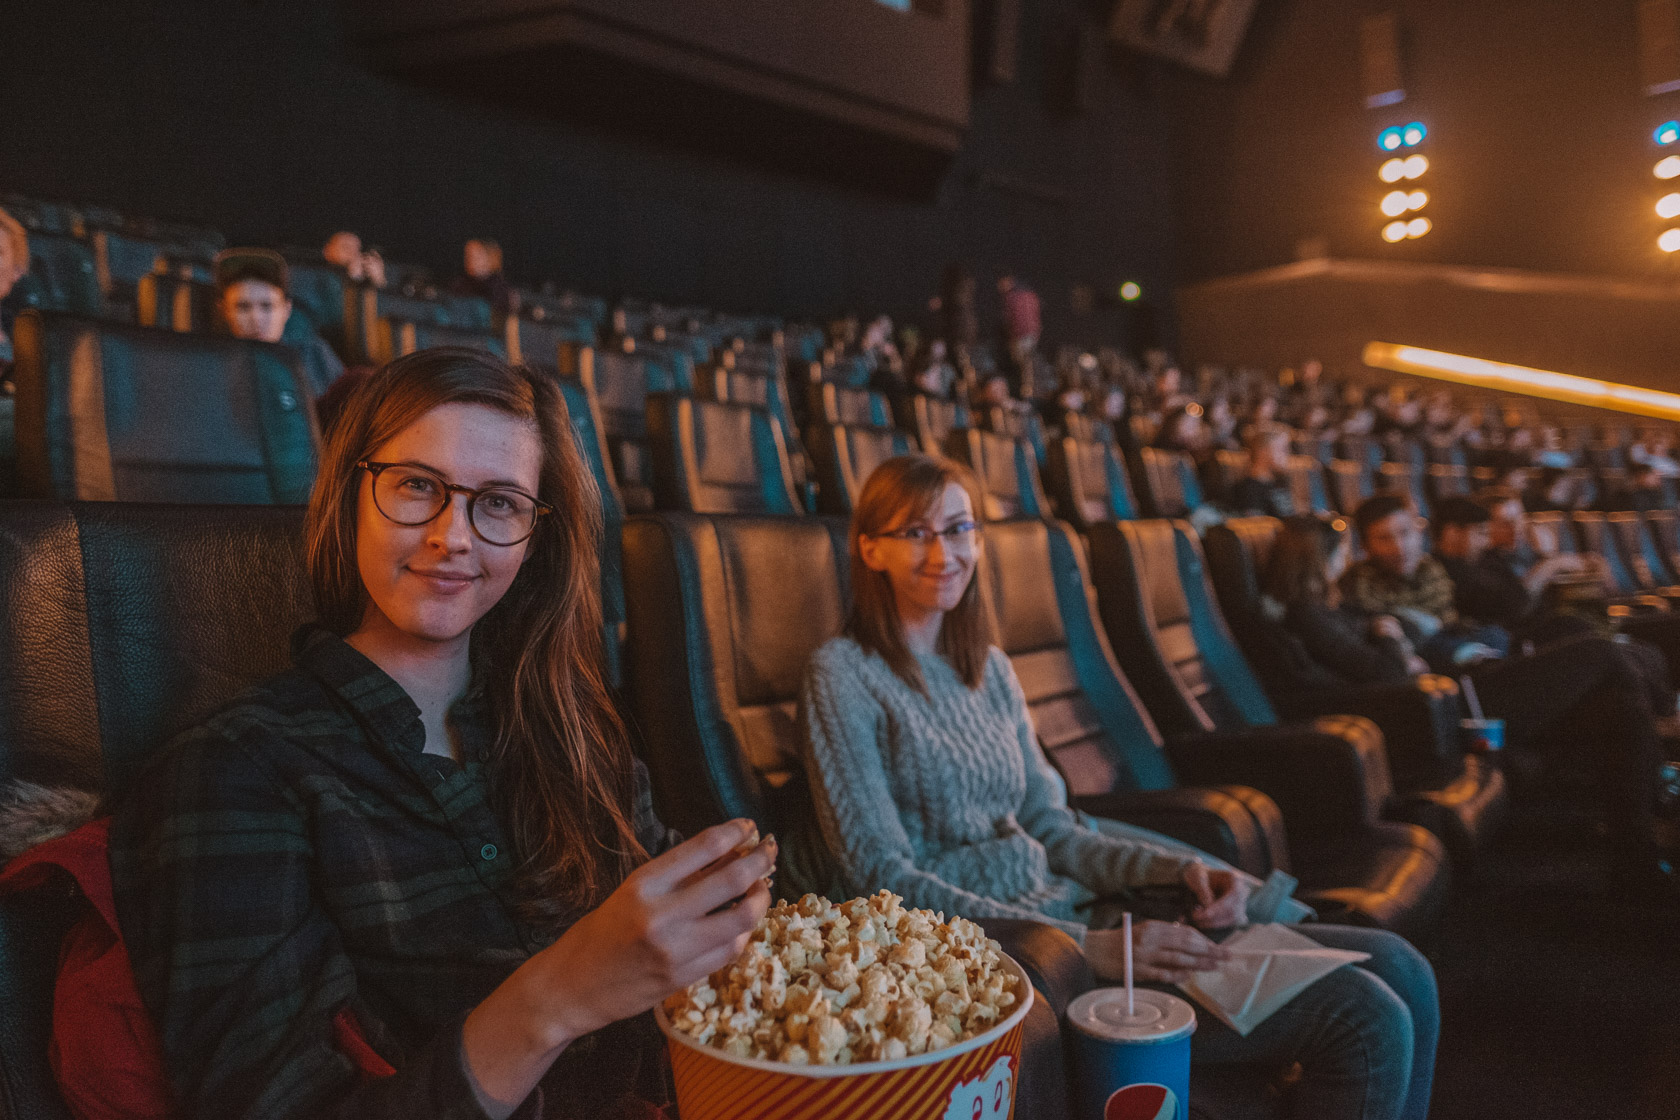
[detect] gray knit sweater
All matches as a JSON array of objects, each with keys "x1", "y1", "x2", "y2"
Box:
[{"x1": 797, "y1": 637, "x2": 1193, "y2": 943}]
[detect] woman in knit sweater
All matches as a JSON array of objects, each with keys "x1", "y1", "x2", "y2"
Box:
[{"x1": 798, "y1": 454, "x2": 1438, "y2": 1120}]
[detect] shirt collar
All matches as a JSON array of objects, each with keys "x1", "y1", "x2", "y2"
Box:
[{"x1": 291, "y1": 624, "x2": 427, "y2": 752}]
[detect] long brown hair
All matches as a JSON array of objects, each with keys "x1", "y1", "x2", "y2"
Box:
[
  {"x1": 1261, "y1": 514, "x2": 1345, "y2": 609},
  {"x1": 845, "y1": 454, "x2": 995, "y2": 692},
  {"x1": 304, "y1": 347, "x2": 643, "y2": 929}
]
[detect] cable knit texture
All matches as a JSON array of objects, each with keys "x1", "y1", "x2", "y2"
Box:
[{"x1": 797, "y1": 637, "x2": 1193, "y2": 943}]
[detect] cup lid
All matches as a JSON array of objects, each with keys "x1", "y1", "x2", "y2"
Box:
[{"x1": 1066, "y1": 988, "x2": 1196, "y2": 1044}]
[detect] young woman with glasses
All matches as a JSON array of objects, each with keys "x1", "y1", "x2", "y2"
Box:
[
  {"x1": 795, "y1": 454, "x2": 1439, "y2": 1120},
  {"x1": 111, "y1": 349, "x2": 775, "y2": 1120}
]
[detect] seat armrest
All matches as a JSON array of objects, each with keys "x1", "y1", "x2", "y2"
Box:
[
  {"x1": 983, "y1": 920, "x2": 1092, "y2": 1019},
  {"x1": 1272, "y1": 674, "x2": 1462, "y2": 783},
  {"x1": 1165, "y1": 720, "x2": 1392, "y2": 856},
  {"x1": 1070, "y1": 786, "x2": 1287, "y2": 877}
]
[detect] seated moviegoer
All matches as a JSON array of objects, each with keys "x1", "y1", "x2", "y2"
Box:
[
  {"x1": 214, "y1": 247, "x2": 345, "y2": 398},
  {"x1": 456, "y1": 237, "x2": 511, "y2": 318},
  {"x1": 1262, "y1": 513, "x2": 1673, "y2": 895},
  {"x1": 1229, "y1": 424, "x2": 1296, "y2": 518},
  {"x1": 797, "y1": 454, "x2": 1439, "y2": 1120},
  {"x1": 322, "y1": 230, "x2": 387, "y2": 289},
  {"x1": 111, "y1": 349, "x2": 776, "y2": 1119},
  {"x1": 1340, "y1": 494, "x2": 1507, "y2": 670}
]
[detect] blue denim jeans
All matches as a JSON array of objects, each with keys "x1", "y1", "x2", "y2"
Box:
[{"x1": 1167, "y1": 924, "x2": 1438, "y2": 1120}]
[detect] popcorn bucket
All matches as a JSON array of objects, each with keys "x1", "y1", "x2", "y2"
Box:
[{"x1": 655, "y1": 954, "x2": 1033, "y2": 1120}]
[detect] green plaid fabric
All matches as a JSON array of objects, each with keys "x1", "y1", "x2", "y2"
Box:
[
  {"x1": 1339, "y1": 555, "x2": 1461, "y2": 629},
  {"x1": 110, "y1": 626, "x2": 675, "y2": 1120}
]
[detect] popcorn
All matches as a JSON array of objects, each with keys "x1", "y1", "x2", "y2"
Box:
[{"x1": 664, "y1": 890, "x2": 1020, "y2": 1065}]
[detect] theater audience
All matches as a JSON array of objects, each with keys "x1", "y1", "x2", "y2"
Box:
[
  {"x1": 797, "y1": 455, "x2": 1438, "y2": 1120},
  {"x1": 111, "y1": 349, "x2": 771, "y2": 1120},
  {"x1": 1230, "y1": 425, "x2": 1295, "y2": 518},
  {"x1": 214, "y1": 248, "x2": 345, "y2": 398},
  {"x1": 1263, "y1": 513, "x2": 1673, "y2": 893}
]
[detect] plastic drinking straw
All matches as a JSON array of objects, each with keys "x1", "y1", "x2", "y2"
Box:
[
  {"x1": 1123, "y1": 911, "x2": 1134, "y2": 1017},
  {"x1": 1461, "y1": 675, "x2": 1485, "y2": 721}
]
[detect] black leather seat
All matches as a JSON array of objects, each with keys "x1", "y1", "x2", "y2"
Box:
[
  {"x1": 807, "y1": 423, "x2": 913, "y2": 514},
  {"x1": 562, "y1": 344, "x2": 663, "y2": 513},
  {"x1": 983, "y1": 517, "x2": 1450, "y2": 938},
  {"x1": 980, "y1": 404, "x2": 1048, "y2": 469},
  {"x1": 12, "y1": 311, "x2": 320, "y2": 504},
  {"x1": 1097, "y1": 518, "x2": 1506, "y2": 868},
  {"x1": 1284, "y1": 454, "x2": 1332, "y2": 515},
  {"x1": 809, "y1": 382, "x2": 893, "y2": 428},
  {"x1": 618, "y1": 512, "x2": 1083, "y2": 1114},
  {"x1": 646, "y1": 395, "x2": 803, "y2": 515},
  {"x1": 0, "y1": 502, "x2": 314, "y2": 1120},
  {"x1": 1045, "y1": 429, "x2": 1140, "y2": 528},
  {"x1": 944, "y1": 428, "x2": 1051, "y2": 520},
  {"x1": 386, "y1": 320, "x2": 508, "y2": 360},
  {"x1": 711, "y1": 362, "x2": 812, "y2": 508},
  {"x1": 14, "y1": 231, "x2": 103, "y2": 317},
  {"x1": 89, "y1": 229, "x2": 169, "y2": 321},
  {"x1": 1327, "y1": 458, "x2": 1372, "y2": 515},
  {"x1": 1136, "y1": 447, "x2": 1204, "y2": 518},
  {"x1": 285, "y1": 261, "x2": 349, "y2": 357},
  {"x1": 554, "y1": 375, "x2": 627, "y2": 687},
  {"x1": 503, "y1": 313, "x2": 597, "y2": 373},
  {"x1": 895, "y1": 393, "x2": 969, "y2": 456},
  {"x1": 344, "y1": 287, "x2": 493, "y2": 365},
  {"x1": 135, "y1": 269, "x2": 217, "y2": 333}
]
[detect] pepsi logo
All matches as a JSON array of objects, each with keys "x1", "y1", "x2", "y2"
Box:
[
  {"x1": 942, "y1": 1055, "x2": 1015, "y2": 1120},
  {"x1": 1105, "y1": 1083, "x2": 1177, "y2": 1120}
]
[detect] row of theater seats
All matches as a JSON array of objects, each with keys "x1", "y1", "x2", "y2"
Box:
[{"x1": 0, "y1": 497, "x2": 1478, "y2": 1120}]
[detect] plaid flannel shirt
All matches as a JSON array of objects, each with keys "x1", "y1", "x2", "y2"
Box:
[
  {"x1": 110, "y1": 626, "x2": 676, "y2": 1120},
  {"x1": 1338, "y1": 554, "x2": 1461, "y2": 630}
]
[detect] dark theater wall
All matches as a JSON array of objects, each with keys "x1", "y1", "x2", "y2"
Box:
[
  {"x1": 1162, "y1": 0, "x2": 1660, "y2": 284},
  {"x1": 0, "y1": 0, "x2": 1179, "y2": 344}
]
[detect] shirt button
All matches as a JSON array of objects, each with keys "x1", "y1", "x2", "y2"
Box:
[{"x1": 480, "y1": 843, "x2": 498, "y2": 861}]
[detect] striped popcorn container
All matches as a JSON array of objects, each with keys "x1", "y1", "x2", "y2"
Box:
[{"x1": 655, "y1": 954, "x2": 1033, "y2": 1120}]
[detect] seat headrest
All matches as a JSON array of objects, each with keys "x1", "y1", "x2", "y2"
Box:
[{"x1": 980, "y1": 520, "x2": 1066, "y2": 655}]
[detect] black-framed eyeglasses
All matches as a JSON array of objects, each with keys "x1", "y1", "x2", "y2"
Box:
[
  {"x1": 357, "y1": 461, "x2": 551, "y2": 546},
  {"x1": 869, "y1": 520, "x2": 980, "y2": 547}
]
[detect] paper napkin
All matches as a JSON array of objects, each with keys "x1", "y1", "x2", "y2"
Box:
[{"x1": 1178, "y1": 923, "x2": 1370, "y2": 1037}]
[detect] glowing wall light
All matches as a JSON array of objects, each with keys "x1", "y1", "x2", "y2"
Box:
[
  {"x1": 1658, "y1": 121, "x2": 1680, "y2": 146},
  {"x1": 1379, "y1": 127, "x2": 1404, "y2": 151},
  {"x1": 1381, "y1": 191, "x2": 1411, "y2": 217},
  {"x1": 1403, "y1": 155, "x2": 1429, "y2": 178},
  {"x1": 1402, "y1": 122, "x2": 1427, "y2": 146},
  {"x1": 1364, "y1": 342, "x2": 1680, "y2": 421},
  {"x1": 1406, "y1": 217, "x2": 1432, "y2": 238},
  {"x1": 1119, "y1": 281, "x2": 1143, "y2": 301},
  {"x1": 1382, "y1": 221, "x2": 1409, "y2": 242},
  {"x1": 1380, "y1": 159, "x2": 1406, "y2": 183},
  {"x1": 1407, "y1": 190, "x2": 1429, "y2": 210},
  {"x1": 1657, "y1": 156, "x2": 1680, "y2": 180},
  {"x1": 1659, "y1": 194, "x2": 1680, "y2": 220},
  {"x1": 1661, "y1": 228, "x2": 1680, "y2": 253}
]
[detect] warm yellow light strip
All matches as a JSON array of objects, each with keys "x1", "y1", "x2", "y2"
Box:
[{"x1": 1362, "y1": 342, "x2": 1680, "y2": 422}]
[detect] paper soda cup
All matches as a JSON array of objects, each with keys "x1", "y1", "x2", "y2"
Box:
[
  {"x1": 1065, "y1": 988, "x2": 1196, "y2": 1120},
  {"x1": 655, "y1": 954, "x2": 1033, "y2": 1120},
  {"x1": 1460, "y1": 718, "x2": 1505, "y2": 755}
]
